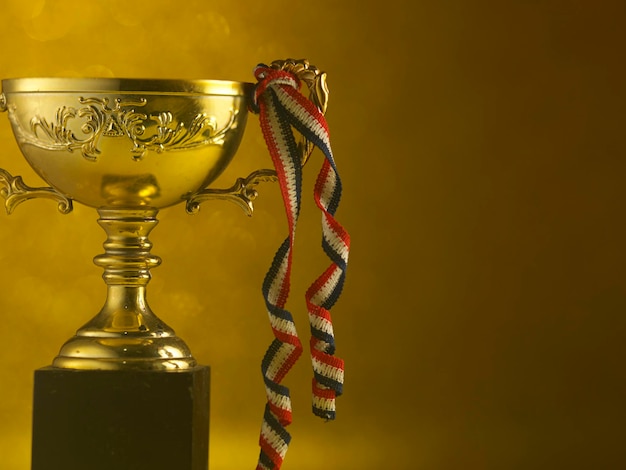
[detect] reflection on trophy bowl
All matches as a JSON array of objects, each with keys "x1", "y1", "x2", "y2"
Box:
[
  {"x1": 2, "y1": 78, "x2": 252, "y2": 208},
  {"x1": 0, "y1": 77, "x2": 256, "y2": 371}
]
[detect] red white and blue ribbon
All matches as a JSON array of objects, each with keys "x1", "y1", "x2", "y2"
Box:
[{"x1": 251, "y1": 64, "x2": 350, "y2": 469}]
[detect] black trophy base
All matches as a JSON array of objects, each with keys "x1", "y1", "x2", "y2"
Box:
[{"x1": 31, "y1": 365, "x2": 210, "y2": 470}]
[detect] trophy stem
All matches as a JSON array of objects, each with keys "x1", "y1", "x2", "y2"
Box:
[{"x1": 52, "y1": 206, "x2": 196, "y2": 370}]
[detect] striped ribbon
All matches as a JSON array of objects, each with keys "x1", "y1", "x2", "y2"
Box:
[{"x1": 251, "y1": 64, "x2": 350, "y2": 469}]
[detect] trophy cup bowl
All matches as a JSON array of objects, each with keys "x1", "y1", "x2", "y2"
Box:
[
  {"x1": 1, "y1": 77, "x2": 252, "y2": 209},
  {"x1": 1, "y1": 77, "x2": 254, "y2": 370}
]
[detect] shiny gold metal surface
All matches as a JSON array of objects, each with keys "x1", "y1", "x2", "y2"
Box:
[
  {"x1": 1, "y1": 78, "x2": 253, "y2": 209},
  {"x1": 53, "y1": 207, "x2": 196, "y2": 370},
  {"x1": 185, "y1": 168, "x2": 278, "y2": 216},
  {"x1": 0, "y1": 168, "x2": 73, "y2": 214},
  {"x1": 0, "y1": 76, "x2": 260, "y2": 370}
]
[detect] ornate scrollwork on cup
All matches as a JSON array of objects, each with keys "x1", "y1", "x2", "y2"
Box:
[
  {"x1": 13, "y1": 97, "x2": 237, "y2": 161},
  {"x1": 28, "y1": 97, "x2": 147, "y2": 161},
  {"x1": 129, "y1": 110, "x2": 237, "y2": 160}
]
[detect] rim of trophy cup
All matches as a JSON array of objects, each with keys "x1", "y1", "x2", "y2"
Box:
[{"x1": 1, "y1": 76, "x2": 254, "y2": 95}]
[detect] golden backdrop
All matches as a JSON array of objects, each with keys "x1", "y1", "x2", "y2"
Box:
[{"x1": 0, "y1": 1, "x2": 624, "y2": 469}]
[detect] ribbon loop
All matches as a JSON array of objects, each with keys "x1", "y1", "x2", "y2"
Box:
[{"x1": 252, "y1": 65, "x2": 301, "y2": 113}]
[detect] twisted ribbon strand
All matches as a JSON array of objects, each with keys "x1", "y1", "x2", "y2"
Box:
[{"x1": 252, "y1": 63, "x2": 350, "y2": 469}]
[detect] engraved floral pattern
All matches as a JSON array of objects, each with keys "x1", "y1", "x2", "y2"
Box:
[{"x1": 18, "y1": 96, "x2": 236, "y2": 161}]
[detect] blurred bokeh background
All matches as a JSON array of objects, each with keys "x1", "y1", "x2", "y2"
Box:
[{"x1": 0, "y1": 1, "x2": 624, "y2": 469}]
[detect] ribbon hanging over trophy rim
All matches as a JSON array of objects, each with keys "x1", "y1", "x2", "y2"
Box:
[{"x1": 250, "y1": 60, "x2": 351, "y2": 470}]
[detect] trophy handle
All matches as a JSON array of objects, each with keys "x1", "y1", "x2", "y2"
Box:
[
  {"x1": 0, "y1": 94, "x2": 73, "y2": 215},
  {"x1": 185, "y1": 169, "x2": 277, "y2": 216},
  {"x1": 0, "y1": 168, "x2": 73, "y2": 215},
  {"x1": 185, "y1": 59, "x2": 328, "y2": 216}
]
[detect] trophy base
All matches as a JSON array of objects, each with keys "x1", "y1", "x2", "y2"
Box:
[
  {"x1": 52, "y1": 331, "x2": 197, "y2": 371},
  {"x1": 31, "y1": 365, "x2": 210, "y2": 470}
]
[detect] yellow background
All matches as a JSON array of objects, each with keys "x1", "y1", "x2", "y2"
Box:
[{"x1": 0, "y1": 1, "x2": 624, "y2": 469}]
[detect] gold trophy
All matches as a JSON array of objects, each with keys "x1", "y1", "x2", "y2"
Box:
[{"x1": 0, "y1": 60, "x2": 327, "y2": 470}]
